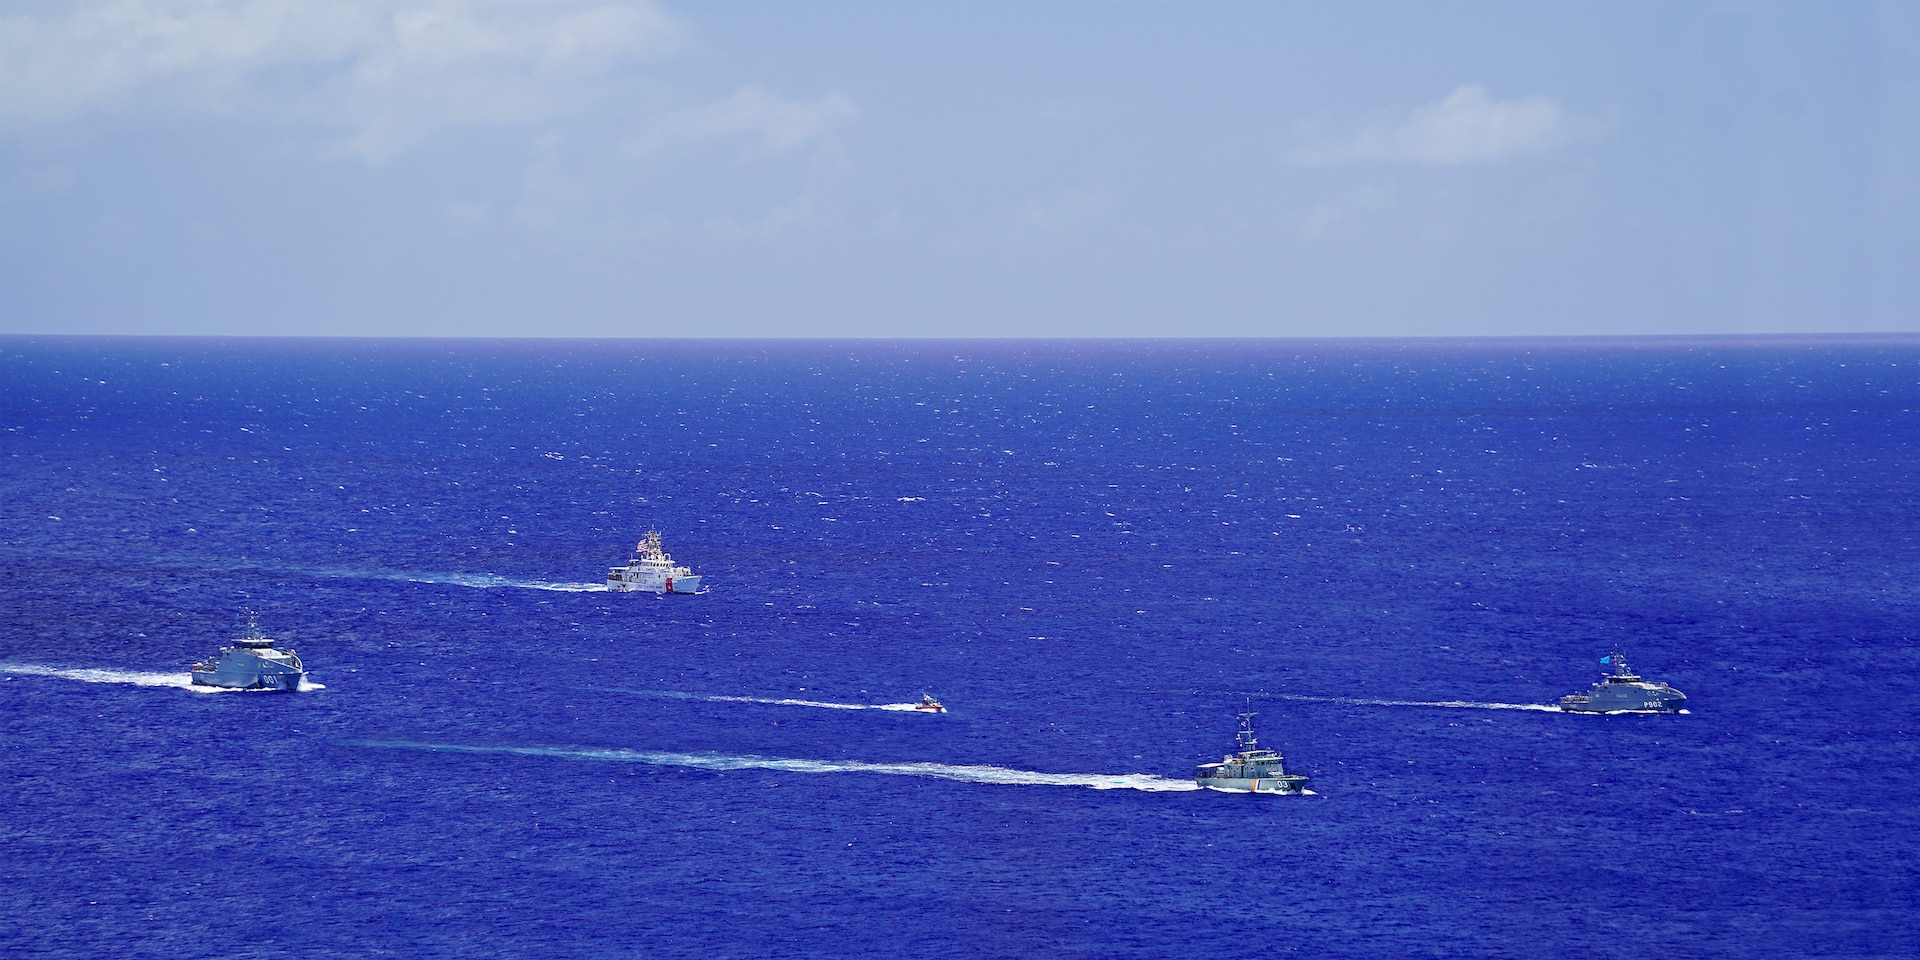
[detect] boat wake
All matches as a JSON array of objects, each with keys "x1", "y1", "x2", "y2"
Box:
[
  {"x1": 0, "y1": 663, "x2": 328, "y2": 693},
  {"x1": 389, "y1": 572, "x2": 606, "y2": 593},
  {"x1": 1273, "y1": 694, "x2": 1560, "y2": 713},
  {"x1": 2, "y1": 663, "x2": 225, "y2": 693},
  {"x1": 623, "y1": 690, "x2": 932, "y2": 712},
  {"x1": 294, "y1": 564, "x2": 607, "y2": 592},
  {"x1": 350, "y1": 740, "x2": 1201, "y2": 792}
]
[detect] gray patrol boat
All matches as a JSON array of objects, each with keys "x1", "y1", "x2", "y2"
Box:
[
  {"x1": 1195, "y1": 707, "x2": 1309, "y2": 795},
  {"x1": 190, "y1": 614, "x2": 306, "y2": 691},
  {"x1": 1559, "y1": 653, "x2": 1686, "y2": 713}
]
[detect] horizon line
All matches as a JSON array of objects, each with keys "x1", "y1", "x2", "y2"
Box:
[{"x1": 5, "y1": 331, "x2": 1917, "y2": 345}]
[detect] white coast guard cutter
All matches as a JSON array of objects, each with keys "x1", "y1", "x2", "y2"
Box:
[{"x1": 607, "y1": 531, "x2": 705, "y2": 594}]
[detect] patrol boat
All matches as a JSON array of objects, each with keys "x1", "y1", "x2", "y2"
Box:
[
  {"x1": 1559, "y1": 653, "x2": 1687, "y2": 713},
  {"x1": 606, "y1": 531, "x2": 705, "y2": 594},
  {"x1": 914, "y1": 694, "x2": 946, "y2": 713},
  {"x1": 1195, "y1": 707, "x2": 1309, "y2": 795},
  {"x1": 190, "y1": 614, "x2": 306, "y2": 691}
]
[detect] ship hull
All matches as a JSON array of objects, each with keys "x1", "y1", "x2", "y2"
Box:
[
  {"x1": 1560, "y1": 696, "x2": 1687, "y2": 714},
  {"x1": 1199, "y1": 776, "x2": 1309, "y2": 795},
  {"x1": 606, "y1": 576, "x2": 705, "y2": 594},
  {"x1": 191, "y1": 667, "x2": 304, "y2": 691}
]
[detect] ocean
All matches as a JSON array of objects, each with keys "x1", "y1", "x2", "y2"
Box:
[{"x1": 1, "y1": 336, "x2": 1915, "y2": 958}]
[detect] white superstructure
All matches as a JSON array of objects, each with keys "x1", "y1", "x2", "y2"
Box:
[{"x1": 607, "y1": 531, "x2": 705, "y2": 594}]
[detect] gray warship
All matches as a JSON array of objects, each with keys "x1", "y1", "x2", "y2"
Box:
[
  {"x1": 1194, "y1": 707, "x2": 1309, "y2": 795},
  {"x1": 1558, "y1": 653, "x2": 1686, "y2": 713},
  {"x1": 190, "y1": 614, "x2": 307, "y2": 691}
]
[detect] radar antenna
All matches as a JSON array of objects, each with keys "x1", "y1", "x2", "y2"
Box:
[{"x1": 1236, "y1": 699, "x2": 1259, "y2": 751}]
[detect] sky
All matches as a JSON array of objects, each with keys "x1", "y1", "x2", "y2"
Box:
[{"x1": 1, "y1": 0, "x2": 1916, "y2": 339}]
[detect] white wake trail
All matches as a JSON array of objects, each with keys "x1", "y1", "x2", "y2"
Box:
[
  {"x1": 631, "y1": 690, "x2": 932, "y2": 713},
  {"x1": 3, "y1": 662, "x2": 221, "y2": 693},
  {"x1": 355, "y1": 740, "x2": 1200, "y2": 792},
  {"x1": 1, "y1": 663, "x2": 326, "y2": 693},
  {"x1": 297, "y1": 564, "x2": 607, "y2": 592},
  {"x1": 1273, "y1": 693, "x2": 1560, "y2": 712},
  {"x1": 394, "y1": 572, "x2": 606, "y2": 592}
]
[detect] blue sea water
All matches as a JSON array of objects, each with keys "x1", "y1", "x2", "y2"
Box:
[{"x1": 2, "y1": 335, "x2": 1917, "y2": 959}]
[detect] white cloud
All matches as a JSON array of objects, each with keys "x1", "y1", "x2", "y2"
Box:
[
  {"x1": 0, "y1": 0, "x2": 683, "y2": 159},
  {"x1": 626, "y1": 86, "x2": 857, "y2": 156},
  {"x1": 1294, "y1": 84, "x2": 1581, "y2": 166}
]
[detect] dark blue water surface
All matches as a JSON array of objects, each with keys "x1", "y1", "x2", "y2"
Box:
[{"x1": 2, "y1": 336, "x2": 1917, "y2": 959}]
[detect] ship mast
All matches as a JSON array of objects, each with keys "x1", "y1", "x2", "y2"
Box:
[
  {"x1": 1606, "y1": 652, "x2": 1639, "y2": 680},
  {"x1": 638, "y1": 530, "x2": 666, "y2": 561}
]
